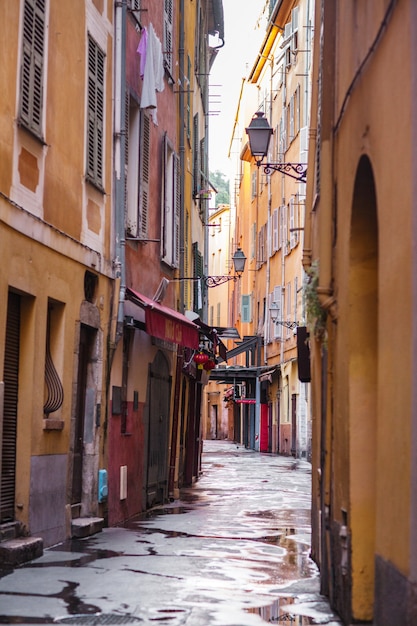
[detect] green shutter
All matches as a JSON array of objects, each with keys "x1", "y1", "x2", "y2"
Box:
[
  {"x1": 20, "y1": 0, "x2": 45, "y2": 137},
  {"x1": 242, "y1": 294, "x2": 251, "y2": 323},
  {"x1": 87, "y1": 37, "x2": 105, "y2": 188}
]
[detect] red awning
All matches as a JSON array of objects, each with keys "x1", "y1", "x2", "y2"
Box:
[{"x1": 126, "y1": 287, "x2": 199, "y2": 349}]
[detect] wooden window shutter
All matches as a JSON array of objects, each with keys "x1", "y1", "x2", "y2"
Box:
[
  {"x1": 193, "y1": 243, "x2": 203, "y2": 316},
  {"x1": 139, "y1": 112, "x2": 150, "y2": 239},
  {"x1": 164, "y1": 0, "x2": 173, "y2": 74},
  {"x1": 193, "y1": 113, "x2": 199, "y2": 196},
  {"x1": 173, "y1": 153, "x2": 180, "y2": 268},
  {"x1": 87, "y1": 36, "x2": 105, "y2": 187},
  {"x1": 20, "y1": 0, "x2": 45, "y2": 137},
  {"x1": 290, "y1": 197, "x2": 296, "y2": 248},
  {"x1": 272, "y1": 208, "x2": 279, "y2": 253},
  {"x1": 241, "y1": 294, "x2": 251, "y2": 323},
  {"x1": 283, "y1": 204, "x2": 288, "y2": 254},
  {"x1": 273, "y1": 286, "x2": 282, "y2": 340},
  {"x1": 124, "y1": 91, "x2": 130, "y2": 216}
]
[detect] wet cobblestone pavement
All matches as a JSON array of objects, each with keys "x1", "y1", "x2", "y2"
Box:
[{"x1": 0, "y1": 441, "x2": 343, "y2": 625}]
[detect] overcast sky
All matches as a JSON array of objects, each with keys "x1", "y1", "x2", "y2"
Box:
[{"x1": 208, "y1": 0, "x2": 266, "y2": 175}]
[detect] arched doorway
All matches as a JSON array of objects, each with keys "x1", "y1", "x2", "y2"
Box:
[{"x1": 348, "y1": 155, "x2": 378, "y2": 619}]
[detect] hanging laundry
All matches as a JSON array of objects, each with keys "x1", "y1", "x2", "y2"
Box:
[
  {"x1": 137, "y1": 23, "x2": 165, "y2": 123},
  {"x1": 137, "y1": 26, "x2": 147, "y2": 78}
]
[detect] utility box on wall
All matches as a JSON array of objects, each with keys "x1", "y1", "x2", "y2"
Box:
[{"x1": 98, "y1": 469, "x2": 108, "y2": 503}]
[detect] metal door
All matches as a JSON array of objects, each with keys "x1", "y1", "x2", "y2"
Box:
[
  {"x1": 146, "y1": 351, "x2": 171, "y2": 508},
  {"x1": 1, "y1": 292, "x2": 20, "y2": 523},
  {"x1": 71, "y1": 324, "x2": 96, "y2": 505}
]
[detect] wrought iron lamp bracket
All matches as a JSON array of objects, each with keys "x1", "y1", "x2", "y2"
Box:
[
  {"x1": 259, "y1": 161, "x2": 307, "y2": 183},
  {"x1": 204, "y1": 275, "x2": 239, "y2": 288}
]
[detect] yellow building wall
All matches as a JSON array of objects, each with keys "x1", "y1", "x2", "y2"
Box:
[
  {"x1": 0, "y1": 0, "x2": 114, "y2": 544},
  {"x1": 307, "y1": 0, "x2": 415, "y2": 622}
]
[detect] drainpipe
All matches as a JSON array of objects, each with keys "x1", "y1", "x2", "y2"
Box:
[
  {"x1": 114, "y1": 0, "x2": 127, "y2": 335},
  {"x1": 303, "y1": 0, "x2": 336, "y2": 318},
  {"x1": 264, "y1": 56, "x2": 274, "y2": 364},
  {"x1": 179, "y1": 0, "x2": 185, "y2": 312}
]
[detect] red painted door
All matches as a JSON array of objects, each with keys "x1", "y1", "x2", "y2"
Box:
[{"x1": 260, "y1": 403, "x2": 269, "y2": 452}]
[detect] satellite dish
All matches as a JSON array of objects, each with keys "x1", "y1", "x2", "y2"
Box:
[{"x1": 153, "y1": 278, "x2": 169, "y2": 303}]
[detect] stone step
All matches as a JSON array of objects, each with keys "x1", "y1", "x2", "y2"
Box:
[
  {"x1": 0, "y1": 521, "x2": 21, "y2": 542},
  {"x1": 0, "y1": 536, "x2": 43, "y2": 567},
  {"x1": 71, "y1": 517, "x2": 104, "y2": 539}
]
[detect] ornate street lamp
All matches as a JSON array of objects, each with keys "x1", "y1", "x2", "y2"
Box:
[
  {"x1": 174, "y1": 248, "x2": 247, "y2": 288},
  {"x1": 246, "y1": 112, "x2": 307, "y2": 183},
  {"x1": 269, "y1": 302, "x2": 298, "y2": 330},
  {"x1": 205, "y1": 247, "x2": 246, "y2": 288}
]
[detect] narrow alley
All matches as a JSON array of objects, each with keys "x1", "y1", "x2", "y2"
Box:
[{"x1": 0, "y1": 441, "x2": 342, "y2": 626}]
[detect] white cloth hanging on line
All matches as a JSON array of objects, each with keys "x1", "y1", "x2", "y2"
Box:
[{"x1": 137, "y1": 23, "x2": 165, "y2": 123}]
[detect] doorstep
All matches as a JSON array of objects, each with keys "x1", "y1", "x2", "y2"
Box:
[
  {"x1": 71, "y1": 517, "x2": 104, "y2": 539},
  {"x1": 0, "y1": 536, "x2": 43, "y2": 567}
]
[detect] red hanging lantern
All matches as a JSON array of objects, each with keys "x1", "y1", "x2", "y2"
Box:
[
  {"x1": 203, "y1": 359, "x2": 216, "y2": 371},
  {"x1": 193, "y1": 351, "x2": 209, "y2": 369}
]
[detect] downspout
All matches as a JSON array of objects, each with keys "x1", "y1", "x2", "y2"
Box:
[
  {"x1": 179, "y1": 0, "x2": 185, "y2": 312},
  {"x1": 302, "y1": 0, "x2": 336, "y2": 317},
  {"x1": 203, "y1": 45, "x2": 210, "y2": 323},
  {"x1": 264, "y1": 56, "x2": 274, "y2": 364},
  {"x1": 114, "y1": 0, "x2": 127, "y2": 335}
]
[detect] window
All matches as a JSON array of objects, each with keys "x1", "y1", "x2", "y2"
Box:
[
  {"x1": 286, "y1": 281, "x2": 292, "y2": 337},
  {"x1": 241, "y1": 294, "x2": 252, "y2": 323},
  {"x1": 193, "y1": 113, "x2": 200, "y2": 197},
  {"x1": 280, "y1": 108, "x2": 287, "y2": 155},
  {"x1": 186, "y1": 56, "x2": 191, "y2": 139},
  {"x1": 289, "y1": 93, "x2": 295, "y2": 143},
  {"x1": 291, "y1": 6, "x2": 299, "y2": 52},
  {"x1": 257, "y1": 223, "x2": 267, "y2": 266},
  {"x1": 193, "y1": 243, "x2": 203, "y2": 316},
  {"x1": 250, "y1": 223, "x2": 256, "y2": 260},
  {"x1": 251, "y1": 171, "x2": 257, "y2": 200},
  {"x1": 138, "y1": 111, "x2": 150, "y2": 238},
  {"x1": 86, "y1": 36, "x2": 105, "y2": 189},
  {"x1": 199, "y1": 136, "x2": 206, "y2": 207},
  {"x1": 273, "y1": 286, "x2": 282, "y2": 341},
  {"x1": 126, "y1": 93, "x2": 140, "y2": 236},
  {"x1": 161, "y1": 134, "x2": 180, "y2": 268},
  {"x1": 19, "y1": 0, "x2": 46, "y2": 138},
  {"x1": 282, "y1": 204, "x2": 288, "y2": 254},
  {"x1": 289, "y1": 196, "x2": 299, "y2": 249},
  {"x1": 272, "y1": 208, "x2": 279, "y2": 253},
  {"x1": 163, "y1": 0, "x2": 173, "y2": 75}
]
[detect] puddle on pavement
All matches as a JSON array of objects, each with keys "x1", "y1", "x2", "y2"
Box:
[{"x1": 247, "y1": 595, "x2": 332, "y2": 624}]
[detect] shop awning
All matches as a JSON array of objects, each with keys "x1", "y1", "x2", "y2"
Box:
[{"x1": 126, "y1": 288, "x2": 199, "y2": 349}]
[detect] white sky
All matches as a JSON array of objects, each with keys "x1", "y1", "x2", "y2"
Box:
[{"x1": 208, "y1": 0, "x2": 267, "y2": 175}]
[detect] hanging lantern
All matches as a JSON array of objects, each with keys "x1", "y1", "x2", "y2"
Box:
[
  {"x1": 193, "y1": 351, "x2": 209, "y2": 369},
  {"x1": 203, "y1": 359, "x2": 216, "y2": 371}
]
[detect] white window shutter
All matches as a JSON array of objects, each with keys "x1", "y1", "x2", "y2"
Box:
[
  {"x1": 273, "y1": 286, "x2": 282, "y2": 340},
  {"x1": 272, "y1": 209, "x2": 279, "y2": 253}
]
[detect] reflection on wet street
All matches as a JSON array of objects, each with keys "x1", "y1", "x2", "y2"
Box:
[{"x1": 0, "y1": 441, "x2": 342, "y2": 625}]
